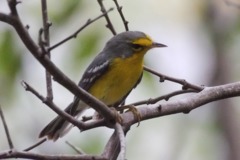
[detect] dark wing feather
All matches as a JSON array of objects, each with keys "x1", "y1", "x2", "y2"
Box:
[
  {"x1": 69, "y1": 53, "x2": 110, "y2": 114},
  {"x1": 78, "y1": 53, "x2": 110, "y2": 91}
]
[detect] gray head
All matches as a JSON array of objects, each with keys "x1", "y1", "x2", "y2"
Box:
[{"x1": 102, "y1": 31, "x2": 166, "y2": 58}]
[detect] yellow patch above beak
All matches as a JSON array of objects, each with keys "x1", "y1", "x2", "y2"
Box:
[{"x1": 132, "y1": 36, "x2": 153, "y2": 47}]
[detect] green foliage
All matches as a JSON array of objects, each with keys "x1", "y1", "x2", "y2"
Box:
[
  {"x1": 49, "y1": 1, "x2": 83, "y2": 25},
  {"x1": 70, "y1": 30, "x2": 103, "y2": 71},
  {"x1": 0, "y1": 30, "x2": 22, "y2": 103},
  {"x1": 79, "y1": 134, "x2": 104, "y2": 154}
]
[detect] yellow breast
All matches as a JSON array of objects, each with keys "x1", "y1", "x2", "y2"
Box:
[{"x1": 88, "y1": 53, "x2": 144, "y2": 106}]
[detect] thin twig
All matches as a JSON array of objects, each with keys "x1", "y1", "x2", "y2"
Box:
[
  {"x1": 113, "y1": 0, "x2": 129, "y2": 31},
  {"x1": 122, "y1": 82, "x2": 240, "y2": 127},
  {"x1": 80, "y1": 118, "x2": 106, "y2": 131},
  {"x1": 2, "y1": 2, "x2": 117, "y2": 126},
  {"x1": 114, "y1": 123, "x2": 126, "y2": 160},
  {"x1": 24, "y1": 138, "x2": 47, "y2": 151},
  {"x1": 21, "y1": 81, "x2": 110, "y2": 132},
  {"x1": 41, "y1": 0, "x2": 53, "y2": 100},
  {"x1": 97, "y1": 0, "x2": 117, "y2": 35},
  {"x1": 21, "y1": 81, "x2": 86, "y2": 130},
  {"x1": 7, "y1": 0, "x2": 19, "y2": 16},
  {"x1": 49, "y1": 7, "x2": 114, "y2": 51},
  {"x1": 65, "y1": 141, "x2": 86, "y2": 154},
  {"x1": 0, "y1": 106, "x2": 14, "y2": 149},
  {"x1": 102, "y1": 130, "x2": 120, "y2": 160},
  {"x1": 102, "y1": 125, "x2": 129, "y2": 160},
  {"x1": 127, "y1": 89, "x2": 197, "y2": 107},
  {"x1": 144, "y1": 66, "x2": 204, "y2": 91},
  {"x1": 0, "y1": 150, "x2": 107, "y2": 160}
]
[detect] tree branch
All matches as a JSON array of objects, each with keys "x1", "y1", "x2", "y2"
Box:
[
  {"x1": 0, "y1": 150, "x2": 107, "y2": 160},
  {"x1": 102, "y1": 125, "x2": 129, "y2": 160},
  {"x1": 48, "y1": 7, "x2": 114, "y2": 51},
  {"x1": 128, "y1": 89, "x2": 197, "y2": 106},
  {"x1": 23, "y1": 139, "x2": 47, "y2": 151},
  {"x1": 79, "y1": 82, "x2": 240, "y2": 133},
  {"x1": 21, "y1": 81, "x2": 108, "y2": 132},
  {"x1": 113, "y1": 0, "x2": 129, "y2": 31},
  {"x1": 122, "y1": 82, "x2": 240, "y2": 126},
  {"x1": 1, "y1": 1, "x2": 240, "y2": 159},
  {"x1": 7, "y1": 0, "x2": 19, "y2": 16},
  {"x1": 0, "y1": 6, "x2": 116, "y2": 123},
  {"x1": 144, "y1": 66, "x2": 204, "y2": 91},
  {"x1": 41, "y1": 0, "x2": 53, "y2": 100},
  {"x1": 115, "y1": 123, "x2": 126, "y2": 160},
  {"x1": 0, "y1": 12, "x2": 15, "y2": 24},
  {"x1": 97, "y1": 0, "x2": 117, "y2": 35},
  {"x1": 102, "y1": 130, "x2": 120, "y2": 160},
  {"x1": 65, "y1": 141, "x2": 86, "y2": 154},
  {"x1": 21, "y1": 81, "x2": 87, "y2": 129},
  {"x1": 0, "y1": 106, "x2": 14, "y2": 149}
]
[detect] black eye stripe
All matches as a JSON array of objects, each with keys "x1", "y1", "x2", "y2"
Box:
[{"x1": 131, "y1": 44, "x2": 143, "y2": 50}]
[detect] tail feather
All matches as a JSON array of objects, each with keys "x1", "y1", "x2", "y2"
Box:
[
  {"x1": 39, "y1": 100, "x2": 87, "y2": 141},
  {"x1": 39, "y1": 116, "x2": 68, "y2": 141}
]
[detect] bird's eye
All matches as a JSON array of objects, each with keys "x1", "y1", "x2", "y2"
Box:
[{"x1": 131, "y1": 44, "x2": 144, "y2": 52}]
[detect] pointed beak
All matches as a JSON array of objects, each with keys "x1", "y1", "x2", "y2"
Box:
[{"x1": 151, "y1": 42, "x2": 167, "y2": 48}]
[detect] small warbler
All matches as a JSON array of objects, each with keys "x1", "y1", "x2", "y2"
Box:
[{"x1": 39, "y1": 31, "x2": 166, "y2": 141}]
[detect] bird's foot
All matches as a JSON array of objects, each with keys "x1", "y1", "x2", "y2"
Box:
[{"x1": 118, "y1": 105, "x2": 141, "y2": 126}]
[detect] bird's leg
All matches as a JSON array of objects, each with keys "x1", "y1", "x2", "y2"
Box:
[
  {"x1": 110, "y1": 107, "x2": 123, "y2": 124},
  {"x1": 117, "y1": 105, "x2": 141, "y2": 126},
  {"x1": 91, "y1": 108, "x2": 123, "y2": 125}
]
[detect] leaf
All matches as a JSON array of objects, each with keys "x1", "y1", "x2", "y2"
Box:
[
  {"x1": 70, "y1": 30, "x2": 103, "y2": 72},
  {"x1": 49, "y1": 1, "x2": 83, "y2": 25},
  {"x1": 0, "y1": 30, "x2": 22, "y2": 102}
]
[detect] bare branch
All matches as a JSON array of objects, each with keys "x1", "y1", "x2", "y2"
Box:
[
  {"x1": 79, "y1": 82, "x2": 240, "y2": 135},
  {"x1": 48, "y1": 7, "x2": 114, "y2": 51},
  {"x1": 0, "y1": 10, "x2": 116, "y2": 122},
  {"x1": 115, "y1": 123, "x2": 126, "y2": 160},
  {"x1": 0, "y1": 12, "x2": 17, "y2": 25},
  {"x1": 128, "y1": 89, "x2": 197, "y2": 106},
  {"x1": 97, "y1": 0, "x2": 117, "y2": 35},
  {"x1": 122, "y1": 82, "x2": 240, "y2": 126},
  {"x1": 102, "y1": 125, "x2": 129, "y2": 160},
  {"x1": 0, "y1": 106, "x2": 14, "y2": 149},
  {"x1": 0, "y1": 150, "x2": 107, "y2": 160},
  {"x1": 21, "y1": 81, "x2": 86, "y2": 130},
  {"x1": 113, "y1": 0, "x2": 129, "y2": 31},
  {"x1": 1, "y1": 1, "x2": 240, "y2": 160},
  {"x1": 41, "y1": 0, "x2": 53, "y2": 100},
  {"x1": 102, "y1": 130, "x2": 120, "y2": 160},
  {"x1": 7, "y1": 0, "x2": 19, "y2": 16},
  {"x1": 81, "y1": 118, "x2": 106, "y2": 131},
  {"x1": 21, "y1": 81, "x2": 108, "y2": 131},
  {"x1": 23, "y1": 138, "x2": 47, "y2": 151},
  {"x1": 144, "y1": 66, "x2": 204, "y2": 91},
  {"x1": 65, "y1": 141, "x2": 86, "y2": 154}
]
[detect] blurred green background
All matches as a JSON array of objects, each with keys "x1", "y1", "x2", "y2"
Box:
[{"x1": 0, "y1": 0, "x2": 240, "y2": 160}]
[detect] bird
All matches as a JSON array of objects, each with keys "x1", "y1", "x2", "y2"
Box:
[{"x1": 39, "y1": 31, "x2": 167, "y2": 141}]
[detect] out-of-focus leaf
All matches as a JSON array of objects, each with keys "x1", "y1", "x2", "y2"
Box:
[
  {"x1": 49, "y1": 1, "x2": 83, "y2": 25},
  {"x1": 77, "y1": 134, "x2": 103, "y2": 155},
  {"x1": 0, "y1": 30, "x2": 22, "y2": 103},
  {"x1": 70, "y1": 30, "x2": 103, "y2": 71},
  {"x1": 143, "y1": 61, "x2": 162, "y2": 92}
]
